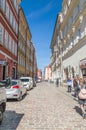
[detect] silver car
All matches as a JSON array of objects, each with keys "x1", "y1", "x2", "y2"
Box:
[
  {"x1": 20, "y1": 77, "x2": 33, "y2": 90},
  {"x1": 5, "y1": 79, "x2": 27, "y2": 101}
]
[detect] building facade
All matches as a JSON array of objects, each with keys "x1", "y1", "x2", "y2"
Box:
[
  {"x1": 18, "y1": 7, "x2": 37, "y2": 78},
  {"x1": 30, "y1": 42, "x2": 37, "y2": 79},
  {"x1": 0, "y1": 0, "x2": 21, "y2": 80},
  {"x1": 18, "y1": 7, "x2": 28, "y2": 77},
  {"x1": 37, "y1": 68, "x2": 42, "y2": 80},
  {"x1": 50, "y1": 0, "x2": 86, "y2": 82},
  {"x1": 44, "y1": 65, "x2": 51, "y2": 81}
]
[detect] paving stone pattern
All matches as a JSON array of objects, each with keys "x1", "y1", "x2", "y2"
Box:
[{"x1": 0, "y1": 82, "x2": 86, "y2": 130}]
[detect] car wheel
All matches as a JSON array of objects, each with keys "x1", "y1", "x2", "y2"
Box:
[
  {"x1": 0, "y1": 109, "x2": 3, "y2": 125},
  {"x1": 17, "y1": 92, "x2": 22, "y2": 101}
]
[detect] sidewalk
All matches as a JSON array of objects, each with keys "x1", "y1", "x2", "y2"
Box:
[{"x1": 51, "y1": 82, "x2": 79, "y2": 102}]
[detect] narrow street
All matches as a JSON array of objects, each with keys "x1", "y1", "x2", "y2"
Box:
[{"x1": 1, "y1": 82, "x2": 86, "y2": 130}]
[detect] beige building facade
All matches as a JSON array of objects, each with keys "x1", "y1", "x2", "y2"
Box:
[
  {"x1": 50, "y1": 0, "x2": 86, "y2": 82},
  {"x1": 18, "y1": 7, "x2": 37, "y2": 78},
  {"x1": 18, "y1": 7, "x2": 29, "y2": 77}
]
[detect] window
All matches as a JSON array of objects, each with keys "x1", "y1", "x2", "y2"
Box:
[
  {"x1": 15, "y1": 23, "x2": 18, "y2": 34},
  {"x1": 0, "y1": 25, "x2": 3, "y2": 43},
  {"x1": 10, "y1": 11, "x2": 13, "y2": 25},
  {"x1": 6, "y1": 2, "x2": 9, "y2": 19},
  {"x1": 78, "y1": 29, "x2": 81, "y2": 40},
  {"x1": 77, "y1": 4, "x2": 80, "y2": 13},
  {"x1": 16, "y1": 4, "x2": 18, "y2": 14},
  {"x1": 9, "y1": 36, "x2": 11, "y2": 50},
  {"x1": 12, "y1": 40, "x2": 15, "y2": 54},
  {"x1": 14, "y1": 0, "x2": 16, "y2": 8},
  {"x1": 68, "y1": 0, "x2": 71, "y2": 6},
  {"x1": 71, "y1": 37, "x2": 74, "y2": 46},
  {"x1": 14, "y1": 43, "x2": 17, "y2": 56},
  {"x1": 0, "y1": 0, "x2": 5, "y2": 11},
  {"x1": 4, "y1": 30, "x2": 8, "y2": 48}
]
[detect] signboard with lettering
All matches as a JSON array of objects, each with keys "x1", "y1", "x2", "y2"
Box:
[{"x1": 0, "y1": 61, "x2": 7, "y2": 65}]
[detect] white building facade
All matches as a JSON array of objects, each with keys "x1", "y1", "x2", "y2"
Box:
[{"x1": 50, "y1": 0, "x2": 86, "y2": 82}]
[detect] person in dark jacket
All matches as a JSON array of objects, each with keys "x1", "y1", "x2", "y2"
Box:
[
  {"x1": 56, "y1": 78, "x2": 59, "y2": 87},
  {"x1": 73, "y1": 77, "x2": 79, "y2": 97}
]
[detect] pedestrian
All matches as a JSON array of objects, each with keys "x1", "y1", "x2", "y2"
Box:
[
  {"x1": 83, "y1": 75, "x2": 86, "y2": 85},
  {"x1": 56, "y1": 78, "x2": 59, "y2": 87},
  {"x1": 67, "y1": 77, "x2": 72, "y2": 92},
  {"x1": 78, "y1": 78, "x2": 86, "y2": 119},
  {"x1": 73, "y1": 77, "x2": 79, "y2": 97}
]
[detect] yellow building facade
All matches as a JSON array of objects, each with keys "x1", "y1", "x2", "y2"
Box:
[
  {"x1": 17, "y1": 7, "x2": 37, "y2": 78},
  {"x1": 17, "y1": 7, "x2": 31, "y2": 77}
]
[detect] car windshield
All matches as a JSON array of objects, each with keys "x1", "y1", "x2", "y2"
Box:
[{"x1": 20, "y1": 79, "x2": 29, "y2": 82}]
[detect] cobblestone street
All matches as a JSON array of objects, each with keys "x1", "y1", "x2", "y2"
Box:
[{"x1": 1, "y1": 82, "x2": 86, "y2": 130}]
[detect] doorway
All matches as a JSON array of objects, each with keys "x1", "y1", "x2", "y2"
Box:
[{"x1": 3, "y1": 66, "x2": 6, "y2": 80}]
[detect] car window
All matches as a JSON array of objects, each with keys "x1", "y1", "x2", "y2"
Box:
[
  {"x1": 11, "y1": 81, "x2": 17, "y2": 86},
  {"x1": 0, "y1": 81, "x2": 6, "y2": 87},
  {"x1": 20, "y1": 79, "x2": 29, "y2": 82}
]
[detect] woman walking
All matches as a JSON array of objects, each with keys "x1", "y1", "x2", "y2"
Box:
[{"x1": 78, "y1": 78, "x2": 86, "y2": 119}]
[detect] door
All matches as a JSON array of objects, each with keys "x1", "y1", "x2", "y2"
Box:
[{"x1": 3, "y1": 66, "x2": 6, "y2": 80}]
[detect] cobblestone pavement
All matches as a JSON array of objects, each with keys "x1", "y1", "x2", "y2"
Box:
[{"x1": 1, "y1": 82, "x2": 86, "y2": 130}]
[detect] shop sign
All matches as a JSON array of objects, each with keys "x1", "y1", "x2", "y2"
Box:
[{"x1": 0, "y1": 60, "x2": 7, "y2": 65}]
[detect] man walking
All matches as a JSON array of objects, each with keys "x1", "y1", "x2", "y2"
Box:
[{"x1": 67, "y1": 77, "x2": 72, "y2": 92}]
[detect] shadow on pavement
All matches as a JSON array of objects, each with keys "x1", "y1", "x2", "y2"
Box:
[
  {"x1": 74, "y1": 105, "x2": 82, "y2": 116},
  {"x1": 0, "y1": 110, "x2": 24, "y2": 130}
]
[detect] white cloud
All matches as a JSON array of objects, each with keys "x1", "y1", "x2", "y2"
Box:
[{"x1": 27, "y1": 0, "x2": 56, "y2": 19}]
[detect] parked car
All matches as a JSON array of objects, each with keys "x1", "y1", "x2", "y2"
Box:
[
  {"x1": 20, "y1": 77, "x2": 33, "y2": 90},
  {"x1": 4, "y1": 79, "x2": 27, "y2": 101},
  {"x1": 36, "y1": 78, "x2": 42, "y2": 83},
  {"x1": 0, "y1": 81, "x2": 6, "y2": 124}
]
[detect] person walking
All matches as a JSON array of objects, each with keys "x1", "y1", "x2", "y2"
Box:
[
  {"x1": 73, "y1": 77, "x2": 79, "y2": 97},
  {"x1": 78, "y1": 78, "x2": 86, "y2": 119},
  {"x1": 56, "y1": 78, "x2": 59, "y2": 87},
  {"x1": 67, "y1": 77, "x2": 72, "y2": 92}
]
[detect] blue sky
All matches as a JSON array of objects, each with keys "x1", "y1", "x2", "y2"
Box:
[{"x1": 20, "y1": 0, "x2": 63, "y2": 71}]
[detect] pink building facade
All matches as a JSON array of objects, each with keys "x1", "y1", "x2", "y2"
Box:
[{"x1": 44, "y1": 65, "x2": 51, "y2": 80}]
